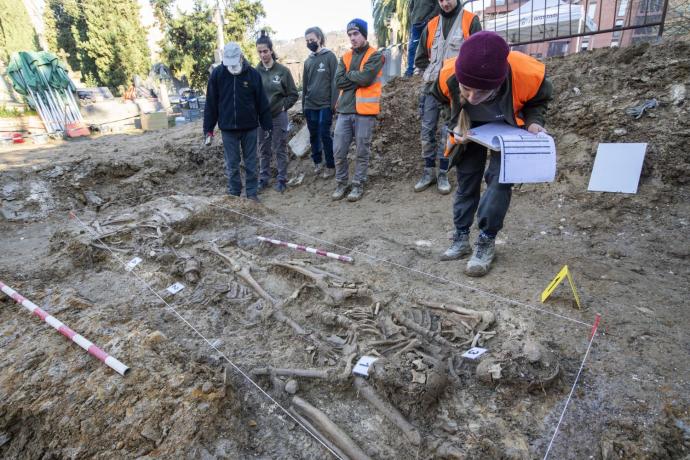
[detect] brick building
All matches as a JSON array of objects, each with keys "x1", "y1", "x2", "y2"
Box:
[{"x1": 465, "y1": 0, "x2": 667, "y2": 58}]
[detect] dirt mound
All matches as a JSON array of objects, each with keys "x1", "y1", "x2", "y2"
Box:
[{"x1": 373, "y1": 40, "x2": 690, "y2": 194}]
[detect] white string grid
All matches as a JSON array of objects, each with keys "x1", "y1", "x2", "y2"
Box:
[
  {"x1": 69, "y1": 211, "x2": 344, "y2": 460},
  {"x1": 67, "y1": 193, "x2": 600, "y2": 458}
]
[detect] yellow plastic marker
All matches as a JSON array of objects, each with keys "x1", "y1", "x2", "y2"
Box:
[{"x1": 541, "y1": 265, "x2": 582, "y2": 309}]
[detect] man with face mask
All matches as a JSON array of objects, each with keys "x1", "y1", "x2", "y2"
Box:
[
  {"x1": 436, "y1": 31, "x2": 553, "y2": 277},
  {"x1": 203, "y1": 42, "x2": 272, "y2": 201},
  {"x1": 302, "y1": 26, "x2": 339, "y2": 180},
  {"x1": 413, "y1": 0, "x2": 481, "y2": 195}
]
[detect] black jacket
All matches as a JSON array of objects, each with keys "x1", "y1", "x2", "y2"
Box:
[{"x1": 203, "y1": 60, "x2": 272, "y2": 133}]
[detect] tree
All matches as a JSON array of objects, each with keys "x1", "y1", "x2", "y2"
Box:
[
  {"x1": 372, "y1": 0, "x2": 410, "y2": 47},
  {"x1": 150, "y1": 0, "x2": 175, "y2": 30},
  {"x1": 161, "y1": 2, "x2": 217, "y2": 91},
  {"x1": 0, "y1": 0, "x2": 39, "y2": 63},
  {"x1": 43, "y1": 0, "x2": 151, "y2": 90},
  {"x1": 223, "y1": 0, "x2": 266, "y2": 63},
  {"x1": 158, "y1": 0, "x2": 267, "y2": 91},
  {"x1": 43, "y1": 0, "x2": 83, "y2": 73}
]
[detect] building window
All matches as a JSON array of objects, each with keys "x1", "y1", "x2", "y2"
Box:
[
  {"x1": 581, "y1": 39, "x2": 590, "y2": 51},
  {"x1": 633, "y1": 13, "x2": 662, "y2": 35},
  {"x1": 547, "y1": 41, "x2": 569, "y2": 57},
  {"x1": 587, "y1": 1, "x2": 597, "y2": 19},
  {"x1": 617, "y1": 0, "x2": 629, "y2": 16},
  {"x1": 638, "y1": 0, "x2": 663, "y2": 13},
  {"x1": 612, "y1": 19, "x2": 624, "y2": 39},
  {"x1": 495, "y1": 0, "x2": 506, "y2": 6}
]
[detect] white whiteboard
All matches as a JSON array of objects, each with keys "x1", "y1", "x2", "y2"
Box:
[{"x1": 588, "y1": 143, "x2": 647, "y2": 194}]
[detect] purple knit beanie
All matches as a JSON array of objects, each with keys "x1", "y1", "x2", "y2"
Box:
[{"x1": 455, "y1": 31, "x2": 510, "y2": 90}]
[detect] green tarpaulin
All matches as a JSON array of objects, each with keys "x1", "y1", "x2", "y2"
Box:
[
  {"x1": 7, "y1": 51, "x2": 75, "y2": 97},
  {"x1": 5, "y1": 50, "x2": 82, "y2": 133}
]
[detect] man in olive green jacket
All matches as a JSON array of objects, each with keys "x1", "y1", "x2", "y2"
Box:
[{"x1": 332, "y1": 19, "x2": 384, "y2": 203}]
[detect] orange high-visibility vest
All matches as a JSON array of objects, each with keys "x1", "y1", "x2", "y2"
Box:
[
  {"x1": 426, "y1": 10, "x2": 477, "y2": 56},
  {"x1": 341, "y1": 47, "x2": 383, "y2": 115},
  {"x1": 440, "y1": 52, "x2": 545, "y2": 126},
  {"x1": 507, "y1": 51, "x2": 545, "y2": 126},
  {"x1": 438, "y1": 57, "x2": 457, "y2": 101}
]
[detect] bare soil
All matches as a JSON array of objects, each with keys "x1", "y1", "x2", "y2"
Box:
[{"x1": 1, "y1": 40, "x2": 688, "y2": 459}]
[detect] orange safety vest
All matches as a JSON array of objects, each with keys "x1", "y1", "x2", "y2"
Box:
[
  {"x1": 507, "y1": 51, "x2": 545, "y2": 126},
  {"x1": 438, "y1": 57, "x2": 457, "y2": 101},
  {"x1": 341, "y1": 47, "x2": 383, "y2": 115},
  {"x1": 426, "y1": 10, "x2": 477, "y2": 56},
  {"x1": 439, "y1": 52, "x2": 544, "y2": 126}
]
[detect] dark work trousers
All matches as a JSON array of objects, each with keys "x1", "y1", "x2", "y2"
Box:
[
  {"x1": 305, "y1": 108, "x2": 335, "y2": 168},
  {"x1": 452, "y1": 142, "x2": 513, "y2": 238},
  {"x1": 258, "y1": 111, "x2": 289, "y2": 183},
  {"x1": 221, "y1": 129, "x2": 258, "y2": 198},
  {"x1": 420, "y1": 93, "x2": 445, "y2": 167}
]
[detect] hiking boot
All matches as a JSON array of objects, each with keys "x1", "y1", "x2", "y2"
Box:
[
  {"x1": 347, "y1": 183, "x2": 364, "y2": 202},
  {"x1": 332, "y1": 183, "x2": 349, "y2": 201},
  {"x1": 414, "y1": 167, "x2": 436, "y2": 192},
  {"x1": 322, "y1": 167, "x2": 335, "y2": 179},
  {"x1": 314, "y1": 162, "x2": 324, "y2": 175},
  {"x1": 258, "y1": 179, "x2": 270, "y2": 192},
  {"x1": 273, "y1": 181, "x2": 287, "y2": 194},
  {"x1": 437, "y1": 170, "x2": 451, "y2": 195},
  {"x1": 465, "y1": 234, "x2": 496, "y2": 277},
  {"x1": 440, "y1": 233, "x2": 471, "y2": 261},
  {"x1": 247, "y1": 195, "x2": 261, "y2": 203}
]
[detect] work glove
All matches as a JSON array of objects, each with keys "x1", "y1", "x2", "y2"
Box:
[{"x1": 204, "y1": 132, "x2": 214, "y2": 146}]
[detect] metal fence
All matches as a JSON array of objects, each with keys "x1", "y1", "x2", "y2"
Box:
[{"x1": 463, "y1": 0, "x2": 670, "y2": 57}]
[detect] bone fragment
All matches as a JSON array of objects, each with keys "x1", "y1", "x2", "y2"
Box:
[
  {"x1": 183, "y1": 257, "x2": 201, "y2": 283},
  {"x1": 287, "y1": 408, "x2": 352, "y2": 460},
  {"x1": 353, "y1": 377, "x2": 421, "y2": 446},
  {"x1": 251, "y1": 367, "x2": 330, "y2": 379},
  {"x1": 292, "y1": 396, "x2": 372, "y2": 460},
  {"x1": 208, "y1": 243, "x2": 307, "y2": 334},
  {"x1": 272, "y1": 261, "x2": 370, "y2": 305},
  {"x1": 392, "y1": 312, "x2": 456, "y2": 350},
  {"x1": 415, "y1": 299, "x2": 495, "y2": 330}
]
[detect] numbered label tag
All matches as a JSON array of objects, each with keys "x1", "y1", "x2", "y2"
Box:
[
  {"x1": 353, "y1": 356, "x2": 378, "y2": 377},
  {"x1": 125, "y1": 257, "x2": 142, "y2": 272},
  {"x1": 462, "y1": 347, "x2": 488, "y2": 360},
  {"x1": 166, "y1": 282, "x2": 185, "y2": 295}
]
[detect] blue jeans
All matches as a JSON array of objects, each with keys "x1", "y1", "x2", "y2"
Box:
[
  {"x1": 405, "y1": 23, "x2": 425, "y2": 76},
  {"x1": 305, "y1": 108, "x2": 334, "y2": 168},
  {"x1": 221, "y1": 129, "x2": 258, "y2": 198}
]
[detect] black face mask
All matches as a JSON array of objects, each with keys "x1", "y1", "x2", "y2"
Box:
[{"x1": 307, "y1": 42, "x2": 319, "y2": 52}]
